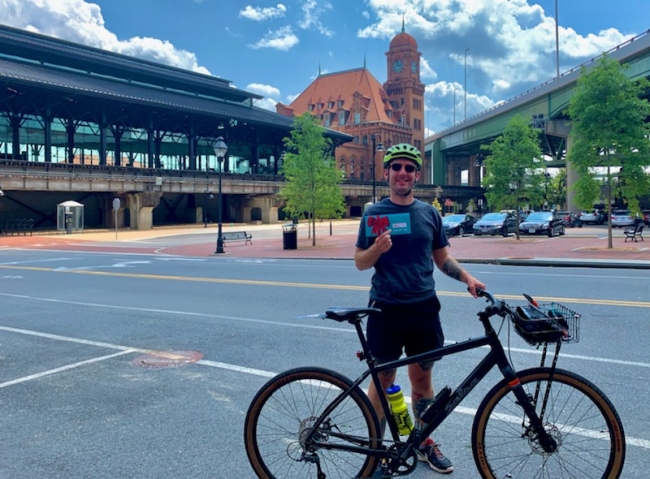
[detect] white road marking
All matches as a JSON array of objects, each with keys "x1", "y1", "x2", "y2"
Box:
[
  {"x1": 0, "y1": 350, "x2": 135, "y2": 389},
  {"x1": 53, "y1": 260, "x2": 152, "y2": 271},
  {"x1": 0, "y1": 325, "x2": 647, "y2": 450},
  {"x1": 1, "y1": 292, "x2": 649, "y2": 369}
]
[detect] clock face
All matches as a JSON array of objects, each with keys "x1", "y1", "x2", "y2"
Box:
[
  {"x1": 392, "y1": 59, "x2": 403, "y2": 73},
  {"x1": 411, "y1": 60, "x2": 417, "y2": 73}
]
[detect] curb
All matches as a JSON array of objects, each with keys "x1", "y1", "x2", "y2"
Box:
[{"x1": 457, "y1": 258, "x2": 650, "y2": 269}]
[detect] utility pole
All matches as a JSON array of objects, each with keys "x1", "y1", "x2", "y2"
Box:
[
  {"x1": 554, "y1": 0, "x2": 560, "y2": 79},
  {"x1": 464, "y1": 48, "x2": 470, "y2": 121}
]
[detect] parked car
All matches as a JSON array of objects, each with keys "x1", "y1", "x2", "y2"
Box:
[
  {"x1": 556, "y1": 210, "x2": 582, "y2": 227},
  {"x1": 500, "y1": 209, "x2": 528, "y2": 221},
  {"x1": 473, "y1": 212, "x2": 517, "y2": 237},
  {"x1": 611, "y1": 210, "x2": 636, "y2": 228},
  {"x1": 519, "y1": 211, "x2": 565, "y2": 237},
  {"x1": 597, "y1": 209, "x2": 609, "y2": 223},
  {"x1": 579, "y1": 210, "x2": 604, "y2": 225},
  {"x1": 442, "y1": 214, "x2": 476, "y2": 237}
]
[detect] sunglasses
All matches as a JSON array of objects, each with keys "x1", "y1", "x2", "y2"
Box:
[{"x1": 390, "y1": 163, "x2": 417, "y2": 173}]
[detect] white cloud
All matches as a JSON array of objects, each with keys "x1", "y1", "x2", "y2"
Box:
[
  {"x1": 239, "y1": 4, "x2": 287, "y2": 22},
  {"x1": 0, "y1": 0, "x2": 211, "y2": 74},
  {"x1": 297, "y1": 0, "x2": 333, "y2": 37},
  {"x1": 249, "y1": 26, "x2": 299, "y2": 50},
  {"x1": 246, "y1": 83, "x2": 281, "y2": 98},
  {"x1": 361, "y1": 0, "x2": 636, "y2": 97},
  {"x1": 424, "y1": 80, "x2": 497, "y2": 132},
  {"x1": 419, "y1": 58, "x2": 437, "y2": 80},
  {"x1": 253, "y1": 97, "x2": 279, "y2": 111}
]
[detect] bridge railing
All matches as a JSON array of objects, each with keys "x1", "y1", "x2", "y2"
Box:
[{"x1": 433, "y1": 28, "x2": 650, "y2": 137}]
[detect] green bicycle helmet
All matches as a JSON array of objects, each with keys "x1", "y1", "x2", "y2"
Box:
[{"x1": 383, "y1": 143, "x2": 422, "y2": 167}]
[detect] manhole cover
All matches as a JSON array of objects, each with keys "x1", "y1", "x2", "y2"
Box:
[{"x1": 132, "y1": 350, "x2": 203, "y2": 369}]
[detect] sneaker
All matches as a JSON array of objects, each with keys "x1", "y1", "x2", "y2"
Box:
[{"x1": 416, "y1": 438, "x2": 454, "y2": 474}]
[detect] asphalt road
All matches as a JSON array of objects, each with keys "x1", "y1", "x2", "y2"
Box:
[{"x1": 0, "y1": 251, "x2": 648, "y2": 478}]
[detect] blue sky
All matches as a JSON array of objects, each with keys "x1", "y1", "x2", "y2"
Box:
[{"x1": 1, "y1": 0, "x2": 647, "y2": 134}]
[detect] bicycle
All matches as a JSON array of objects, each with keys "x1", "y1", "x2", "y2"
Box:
[{"x1": 244, "y1": 290, "x2": 626, "y2": 478}]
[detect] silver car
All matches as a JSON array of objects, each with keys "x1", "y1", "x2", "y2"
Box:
[
  {"x1": 611, "y1": 210, "x2": 636, "y2": 227},
  {"x1": 580, "y1": 210, "x2": 604, "y2": 225}
]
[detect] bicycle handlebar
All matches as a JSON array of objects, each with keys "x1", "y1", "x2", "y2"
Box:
[{"x1": 476, "y1": 288, "x2": 509, "y2": 318}]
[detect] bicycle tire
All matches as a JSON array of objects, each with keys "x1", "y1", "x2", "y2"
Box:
[
  {"x1": 472, "y1": 367, "x2": 625, "y2": 479},
  {"x1": 244, "y1": 367, "x2": 381, "y2": 479}
]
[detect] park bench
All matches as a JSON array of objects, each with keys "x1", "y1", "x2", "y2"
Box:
[
  {"x1": 624, "y1": 223, "x2": 644, "y2": 242},
  {"x1": 221, "y1": 231, "x2": 252, "y2": 245}
]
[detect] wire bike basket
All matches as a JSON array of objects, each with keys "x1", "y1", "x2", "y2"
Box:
[{"x1": 512, "y1": 302, "x2": 581, "y2": 346}]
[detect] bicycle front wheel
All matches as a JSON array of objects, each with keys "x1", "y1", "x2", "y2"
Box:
[
  {"x1": 244, "y1": 367, "x2": 381, "y2": 479},
  {"x1": 472, "y1": 367, "x2": 625, "y2": 479}
]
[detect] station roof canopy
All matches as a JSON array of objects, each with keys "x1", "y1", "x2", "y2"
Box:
[{"x1": 0, "y1": 24, "x2": 352, "y2": 143}]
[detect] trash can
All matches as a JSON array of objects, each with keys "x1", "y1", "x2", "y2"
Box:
[{"x1": 282, "y1": 224, "x2": 297, "y2": 250}]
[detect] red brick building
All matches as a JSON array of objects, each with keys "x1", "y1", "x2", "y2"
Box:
[{"x1": 276, "y1": 24, "x2": 428, "y2": 184}]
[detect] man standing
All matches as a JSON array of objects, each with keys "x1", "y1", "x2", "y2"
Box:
[{"x1": 355, "y1": 143, "x2": 485, "y2": 475}]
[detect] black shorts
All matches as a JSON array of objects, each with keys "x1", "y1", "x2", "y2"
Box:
[{"x1": 366, "y1": 296, "x2": 444, "y2": 364}]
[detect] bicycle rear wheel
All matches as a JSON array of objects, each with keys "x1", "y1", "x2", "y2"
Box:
[
  {"x1": 472, "y1": 367, "x2": 625, "y2": 478},
  {"x1": 244, "y1": 367, "x2": 381, "y2": 479}
]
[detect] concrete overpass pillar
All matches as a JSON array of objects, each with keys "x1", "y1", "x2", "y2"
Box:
[
  {"x1": 246, "y1": 195, "x2": 280, "y2": 224},
  {"x1": 126, "y1": 192, "x2": 162, "y2": 230},
  {"x1": 261, "y1": 206, "x2": 278, "y2": 224},
  {"x1": 469, "y1": 155, "x2": 481, "y2": 187}
]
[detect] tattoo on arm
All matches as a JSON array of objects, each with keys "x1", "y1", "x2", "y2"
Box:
[{"x1": 441, "y1": 258, "x2": 463, "y2": 281}]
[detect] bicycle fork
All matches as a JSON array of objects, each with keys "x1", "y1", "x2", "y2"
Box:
[{"x1": 505, "y1": 367, "x2": 559, "y2": 454}]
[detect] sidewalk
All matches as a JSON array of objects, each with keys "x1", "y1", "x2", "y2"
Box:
[{"x1": 1, "y1": 221, "x2": 649, "y2": 268}]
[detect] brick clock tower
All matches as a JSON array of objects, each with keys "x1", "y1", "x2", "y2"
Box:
[{"x1": 384, "y1": 22, "x2": 426, "y2": 160}]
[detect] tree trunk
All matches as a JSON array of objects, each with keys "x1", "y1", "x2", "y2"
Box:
[{"x1": 606, "y1": 165, "x2": 613, "y2": 249}]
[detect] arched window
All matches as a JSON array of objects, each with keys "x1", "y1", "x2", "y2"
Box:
[{"x1": 339, "y1": 156, "x2": 347, "y2": 177}]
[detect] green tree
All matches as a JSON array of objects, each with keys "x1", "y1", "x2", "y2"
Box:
[
  {"x1": 567, "y1": 55, "x2": 650, "y2": 248},
  {"x1": 481, "y1": 115, "x2": 545, "y2": 239},
  {"x1": 280, "y1": 113, "x2": 345, "y2": 246},
  {"x1": 542, "y1": 169, "x2": 567, "y2": 211}
]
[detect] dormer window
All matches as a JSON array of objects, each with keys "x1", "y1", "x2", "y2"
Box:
[
  {"x1": 328, "y1": 101, "x2": 334, "y2": 109},
  {"x1": 308, "y1": 104, "x2": 314, "y2": 112}
]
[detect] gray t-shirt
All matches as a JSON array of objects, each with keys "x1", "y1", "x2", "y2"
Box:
[{"x1": 356, "y1": 198, "x2": 449, "y2": 304}]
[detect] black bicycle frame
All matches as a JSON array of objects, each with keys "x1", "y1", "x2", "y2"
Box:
[{"x1": 307, "y1": 311, "x2": 557, "y2": 458}]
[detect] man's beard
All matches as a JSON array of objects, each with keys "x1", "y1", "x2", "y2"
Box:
[{"x1": 394, "y1": 187, "x2": 412, "y2": 197}]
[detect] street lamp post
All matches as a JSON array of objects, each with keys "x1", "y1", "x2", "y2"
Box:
[
  {"x1": 203, "y1": 189, "x2": 213, "y2": 228},
  {"x1": 554, "y1": 0, "x2": 560, "y2": 79},
  {"x1": 464, "y1": 48, "x2": 470, "y2": 121},
  {"x1": 212, "y1": 136, "x2": 228, "y2": 254},
  {"x1": 370, "y1": 134, "x2": 384, "y2": 203}
]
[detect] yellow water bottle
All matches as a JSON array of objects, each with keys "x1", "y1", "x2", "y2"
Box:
[{"x1": 386, "y1": 384, "x2": 414, "y2": 435}]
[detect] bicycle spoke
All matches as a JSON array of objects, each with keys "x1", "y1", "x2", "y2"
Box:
[
  {"x1": 472, "y1": 368, "x2": 625, "y2": 479},
  {"x1": 245, "y1": 368, "x2": 378, "y2": 478}
]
